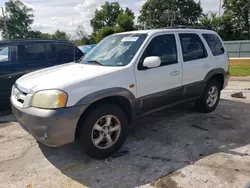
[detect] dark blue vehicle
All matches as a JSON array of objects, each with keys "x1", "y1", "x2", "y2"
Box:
[
  {"x1": 0, "y1": 40, "x2": 84, "y2": 109},
  {"x1": 78, "y1": 44, "x2": 96, "y2": 55}
]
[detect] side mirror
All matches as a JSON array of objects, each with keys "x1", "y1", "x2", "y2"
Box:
[{"x1": 143, "y1": 56, "x2": 161, "y2": 69}]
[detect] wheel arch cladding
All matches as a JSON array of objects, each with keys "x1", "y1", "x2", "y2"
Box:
[
  {"x1": 74, "y1": 88, "x2": 136, "y2": 139},
  {"x1": 204, "y1": 68, "x2": 225, "y2": 90}
]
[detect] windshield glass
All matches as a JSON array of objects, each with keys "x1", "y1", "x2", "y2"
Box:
[{"x1": 82, "y1": 33, "x2": 147, "y2": 66}]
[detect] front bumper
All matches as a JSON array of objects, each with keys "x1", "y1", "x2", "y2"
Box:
[{"x1": 12, "y1": 103, "x2": 87, "y2": 147}]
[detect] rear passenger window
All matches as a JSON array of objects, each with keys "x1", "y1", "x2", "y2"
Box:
[
  {"x1": 140, "y1": 34, "x2": 177, "y2": 69},
  {"x1": 202, "y1": 34, "x2": 225, "y2": 56},
  {"x1": 22, "y1": 44, "x2": 46, "y2": 62},
  {"x1": 179, "y1": 33, "x2": 207, "y2": 62},
  {"x1": 55, "y1": 43, "x2": 74, "y2": 63}
]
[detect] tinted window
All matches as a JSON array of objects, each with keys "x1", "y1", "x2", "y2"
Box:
[
  {"x1": 0, "y1": 46, "x2": 17, "y2": 64},
  {"x1": 202, "y1": 34, "x2": 225, "y2": 56},
  {"x1": 179, "y1": 33, "x2": 207, "y2": 62},
  {"x1": 139, "y1": 34, "x2": 177, "y2": 69},
  {"x1": 55, "y1": 43, "x2": 74, "y2": 63},
  {"x1": 75, "y1": 46, "x2": 84, "y2": 61},
  {"x1": 46, "y1": 44, "x2": 56, "y2": 59},
  {"x1": 21, "y1": 44, "x2": 46, "y2": 62}
]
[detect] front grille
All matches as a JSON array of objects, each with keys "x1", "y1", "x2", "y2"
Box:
[
  {"x1": 17, "y1": 99, "x2": 24, "y2": 103},
  {"x1": 13, "y1": 85, "x2": 28, "y2": 104}
]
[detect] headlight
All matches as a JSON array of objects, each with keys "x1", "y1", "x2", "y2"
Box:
[{"x1": 32, "y1": 90, "x2": 68, "y2": 109}]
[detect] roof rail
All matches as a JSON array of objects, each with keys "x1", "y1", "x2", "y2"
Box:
[
  {"x1": 0, "y1": 39, "x2": 69, "y2": 42},
  {"x1": 158, "y1": 25, "x2": 213, "y2": 30}
]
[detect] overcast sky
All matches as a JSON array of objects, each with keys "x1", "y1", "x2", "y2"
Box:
[{"x1": 0, "y1": 0, "x2": 221, "y2": 37}]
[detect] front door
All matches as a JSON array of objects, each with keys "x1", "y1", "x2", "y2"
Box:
[
  {"x1": 0, "y1": 45, "x2": 20, "y2": 109},
  {"x1": 135, "y1": 34, "x2": 183, "y2": 112}
]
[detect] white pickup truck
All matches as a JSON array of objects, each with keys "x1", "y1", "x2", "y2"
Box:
[{"x1": 11, "y1": 28, "x2": 229, "y2": 159}]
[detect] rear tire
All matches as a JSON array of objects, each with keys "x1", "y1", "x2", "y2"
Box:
[
  {"x1": 196, "y1": 79, "x2": 221, "y2": 113},
  {"x1": 79, "y1": 104, "x2": 128, "y2": 159}
]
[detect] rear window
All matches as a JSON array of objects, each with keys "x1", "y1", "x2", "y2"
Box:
[{"x1": 202, "y1": 34, "x2": 225, "y2": 56}]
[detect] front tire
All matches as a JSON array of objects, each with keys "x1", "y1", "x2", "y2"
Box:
[
  {"x1": 79, "y1": 104, "x2": 128, "y2": 159},
  {"x1": 196, "y1": 79, "x2": 221, "y2": 113}
]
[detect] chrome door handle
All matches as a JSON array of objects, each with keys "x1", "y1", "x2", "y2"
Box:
[
  {"x1": 171, "y1": 70, "x2": 180, "y2": 76},
  {"x1": 203, "y1": 64, "x2": 211, "y2": 69}
]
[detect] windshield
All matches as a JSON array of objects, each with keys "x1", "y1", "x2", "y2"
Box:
[{"x1": 82, "y1": 33, "x2": 147, "y2": 66}]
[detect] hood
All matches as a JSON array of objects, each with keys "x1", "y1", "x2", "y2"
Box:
[{"x1": 16, "y1": 62, "x2": 121, "y2": 93}]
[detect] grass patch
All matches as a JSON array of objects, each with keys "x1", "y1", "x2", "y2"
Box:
[{"x1": 230, "y1": 65, "x2": 250, "y2": 76}]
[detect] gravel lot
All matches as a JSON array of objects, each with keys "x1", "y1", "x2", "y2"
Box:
[{"x1": 1, "y1": 80, "x2": 250, "y2": 188}]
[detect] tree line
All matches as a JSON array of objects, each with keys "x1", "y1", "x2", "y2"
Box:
[{"x1": 0, "y1": 0, "x2": 250, "y2": 43}]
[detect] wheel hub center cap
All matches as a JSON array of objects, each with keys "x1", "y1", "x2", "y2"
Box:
[{"x1": 104, "y1": 129, "x2": 109, "y2": 134}]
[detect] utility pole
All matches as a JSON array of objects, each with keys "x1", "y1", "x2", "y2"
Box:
[
  {"x1": 217, "y1": 0, "x2": 222, "y2": 32},
  {"x1": 1, "y1": 6, "x2": 9, "y2": 40}
]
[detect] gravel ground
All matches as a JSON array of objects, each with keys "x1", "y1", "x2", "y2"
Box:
[{"x1": 1, "y1": 80, "x2": 250, "y2": 188}]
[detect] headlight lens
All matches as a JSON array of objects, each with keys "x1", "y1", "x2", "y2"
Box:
[{"x1": 32, "y1": 90, "x2": 68, "y2": 109}]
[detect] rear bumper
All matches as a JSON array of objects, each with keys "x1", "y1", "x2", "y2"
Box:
[{"x1": 12, "y1": 103, "x2": 87, "y2": 147}]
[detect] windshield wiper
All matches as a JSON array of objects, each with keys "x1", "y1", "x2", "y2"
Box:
[{"x1": 86, "y1": 60, "x2": 104, "y2": 66}]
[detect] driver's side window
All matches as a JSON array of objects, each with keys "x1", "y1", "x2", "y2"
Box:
[{"x1": 138, "y1": 34, "x2": 178, "y2": 70}]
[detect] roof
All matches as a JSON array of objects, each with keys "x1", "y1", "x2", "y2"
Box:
[
  {"x1": 116, "y1": 28, "x2": 216, "y2": 36},
  {"x1": 0, "y1": 39, "x2": 72, "y2": 45}
]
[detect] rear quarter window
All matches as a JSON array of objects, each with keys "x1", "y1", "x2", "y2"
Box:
[{"x1": 202, "y1": 34, "x2": 225, "y2": 56}]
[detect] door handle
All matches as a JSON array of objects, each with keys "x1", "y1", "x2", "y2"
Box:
[
  {"x1": 171, "y1": 70, "x2": 180, "y2": 76},
  {"x1": 203, "y1": 64, "x2": 211, "y2": 69}
]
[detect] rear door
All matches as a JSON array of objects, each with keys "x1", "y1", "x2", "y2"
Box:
[
  {"x1": 0, "y1": 45, "x2": 19, "y2": 108},
  {"x1": 178, "y1": 33, "x2": 213, "y2": 97},
  {"x1": 18, "y1": 43, "x2": 48, "y2": 74}
]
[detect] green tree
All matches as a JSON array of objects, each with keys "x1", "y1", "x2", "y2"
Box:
[
  {"x1": 75, "y1": 25, "x2": 95, "y2": 45},
  {"x1": 223, "y1": 0, "x2": 250, "y2": 39},
  {"x1": 117, "y1": 11, "x2": 134, "y2": 31},
  {"x1": 90, "y1": 1, "x2": 135, "y2": 35},
  {"x1": 94, "y1": 26, "x2": 124, "y2": 42},
  {"x1": 26, "y1": 30, "x2": 51, "y2": 39},
  {"x1": 0, "y1": 0, "x2": 34, "y2": 39},
  {"x1": 199, "y1": 12, "x2": 235, "y2": 40},
  {"x1": 51, "y1": 29, "x2": 70, "y2": 40},
  {"x1": 90, "y1": 2, "x2": 123, "y2": 32},
  {"x1": 138, "y1": 0, "x2": 202, "y2": 29}
]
